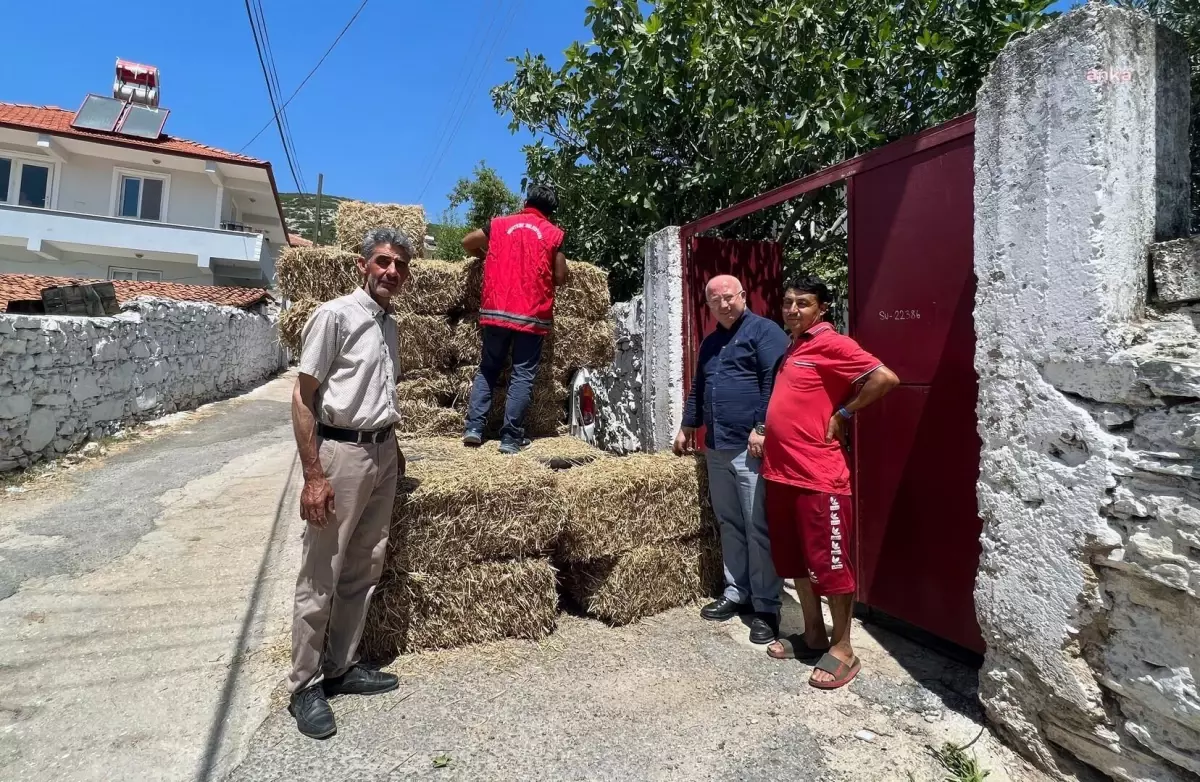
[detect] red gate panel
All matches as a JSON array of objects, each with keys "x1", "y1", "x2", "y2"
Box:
[
  {"x1": 849, "y1": 132, "x2": 983, "y2": 652},
  {"x1": 683, "y1": 237, "x2": 783, "y2": 449}
]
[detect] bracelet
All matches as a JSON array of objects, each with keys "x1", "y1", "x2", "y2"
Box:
[{"x1": 838, "y1": 407, "x2": 854, "y2": 420}]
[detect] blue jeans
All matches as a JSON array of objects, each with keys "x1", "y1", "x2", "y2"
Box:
[
  {"x1": 705, "y1": 448, "x2": 782, "y2": 614},
  {"x1": 465, "y1": 325, "x2": 545, "y2": 442}
]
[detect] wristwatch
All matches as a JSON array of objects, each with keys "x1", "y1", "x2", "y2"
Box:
[
  {"x1": 837, "y1": 407, "x2": 854, "y2": 420},
  {"x1": 754, "y1": 423, "x2": 766, "y2": 436}
]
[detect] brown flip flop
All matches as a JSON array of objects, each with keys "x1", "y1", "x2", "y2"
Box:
[{"x1": 809, "y1": 653, "x2": 861, "y2": 690}]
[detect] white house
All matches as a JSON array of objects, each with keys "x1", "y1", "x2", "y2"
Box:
[{"x1": 0, "y1": 71, "x2": 290, "y2": 289}]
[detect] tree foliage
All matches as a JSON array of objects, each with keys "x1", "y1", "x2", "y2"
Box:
[
  {"x1": 1120, "y1": 0, "x2": 1200, "y2": 232},
  {"x1": 447, "y1": 160, "x2": 523, "y2": 230},
  {"x1": 493, "y1": 0, "x2": 1054, "y2": 299},
  {"x1": 428, "y1": 161, "x2": 522, "y2": 260}
]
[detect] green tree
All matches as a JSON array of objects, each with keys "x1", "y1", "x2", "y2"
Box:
[
  {"x1": 493, "y1": 0, "x2": 1055, "y2": 299},
  {"x1": 447, "y1": 161, "x2": 523, "y2": 229},
  {"x1": 427, "y1": 212, "x2": 471, "y2": 260},
  {"x1": 1119, "y1": 0, "x2": 1199, "y2": 232}
]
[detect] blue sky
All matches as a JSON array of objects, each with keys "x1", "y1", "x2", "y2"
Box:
[{"x1": 6, "y1": 0, "x2": 1080, "y2": 222}]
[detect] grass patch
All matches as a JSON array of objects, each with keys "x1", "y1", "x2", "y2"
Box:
[{"x1": 929, "y1": 740, "x2": 990, "y2": 782}]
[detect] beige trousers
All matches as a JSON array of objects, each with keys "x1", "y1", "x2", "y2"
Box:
[{"x1": 288, "y1": 436, "x2": 398, "y2": 694}]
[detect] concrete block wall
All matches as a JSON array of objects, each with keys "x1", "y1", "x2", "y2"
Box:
[
  {"x1": 972, "y1": 4, "x2": 1196, "y2": 780},
  {"x1": 0, "y1": 298, "x2": 287, "y2": 471}
]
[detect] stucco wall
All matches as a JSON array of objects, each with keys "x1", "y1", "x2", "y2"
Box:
[
  {"x1": 641, "y1": 226, "x2": 685, "y2": 452},
  {"x1": 972, "y1": 5, "x2": 1195, "y2": 780},
  {"x1": 0, "y1": 297, "x2": 286, "y2": 471}
]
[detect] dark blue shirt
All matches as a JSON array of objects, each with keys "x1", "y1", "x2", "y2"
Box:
[{"x1": 682, "y1": 310, "x2": 790, "y2": 451}]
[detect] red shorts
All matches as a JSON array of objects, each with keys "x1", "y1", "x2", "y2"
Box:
[{"x1": 765, "y1": 480, "x2": 855, "y2": 596}]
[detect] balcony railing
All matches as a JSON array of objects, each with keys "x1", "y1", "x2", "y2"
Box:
[{"x1": 0, "y1": 203, "x2": 267, "y2": 268}]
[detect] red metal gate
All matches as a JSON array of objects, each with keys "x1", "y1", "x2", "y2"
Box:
[{"x1": 681, "y1": 114, "x2": 983, "y2": 653}]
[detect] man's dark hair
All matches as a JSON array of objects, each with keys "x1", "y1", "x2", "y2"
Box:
[
  {"x1": 525, "y1": 183, "x2": 558, "y2": 217},
  {"x1": 784, "y1": 274, "x2": 833, "y2": 305}
]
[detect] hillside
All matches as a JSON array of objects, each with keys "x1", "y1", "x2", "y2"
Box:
[{"x1": 279, "y1": 192, "x2": 349, "y2": 246}]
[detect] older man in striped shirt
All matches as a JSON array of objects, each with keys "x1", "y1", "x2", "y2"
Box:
[{"x1": 287, "y1": 226, "x2": 411, "y2": 740}]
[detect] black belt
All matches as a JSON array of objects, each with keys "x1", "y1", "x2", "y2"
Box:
[{"x1": 317, "y1": 423, "x2": 395, "y2": 444}]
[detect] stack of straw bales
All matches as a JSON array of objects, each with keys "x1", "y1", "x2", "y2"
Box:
[
  {"x1": 555, "y1": 454, "x2": 721, "y2": 625},
  {"x1": 334, "y1": 201, "x2": 427, "y2": 259},
  {"x1": 361, "y1": 435, "x2": 722, "y2": 657},
  {"x1": 389, "y1": 256, "x2": 614, "y2": 439},
  {"x1": 361, "y1": 437, "x2": 574, "y2": 657},
  {"x1": 274, "y1": 207, "x2": 614, "y2": 444}
]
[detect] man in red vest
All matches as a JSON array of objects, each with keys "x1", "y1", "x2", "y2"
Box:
[{"x1": 460, "y1": 184, "x2": 569, "y2": 454}]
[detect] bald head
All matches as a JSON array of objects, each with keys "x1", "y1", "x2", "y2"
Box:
[{"x1": 705, "y1": 274, "x2": 747, "y2": 328}]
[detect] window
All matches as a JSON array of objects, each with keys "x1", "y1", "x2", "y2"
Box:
[
  {"x1": 118, "y1": 174, "x2": 165, "y2": 220},
  {"x1": 109, "y1": 267, "x2": 162, "y2": 282},
  {"x1": 0, "y1": 157, "x2": 53, "y2": 208}
]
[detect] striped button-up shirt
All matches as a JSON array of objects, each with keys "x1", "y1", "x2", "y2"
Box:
[{"x1": 299, "y1": 287, "x2": 401, "y2": 431}]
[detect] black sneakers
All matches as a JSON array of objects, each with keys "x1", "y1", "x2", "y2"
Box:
[
  {"x1": 289, "y1": 685, "x2": 336, "y2": 740},
  {"x1": 462, "y1": 429, "x2": 483, "y2": 446},
  {"x1": 323, "y1": 666, "x2": 399, "y2": 696},
  {"x1": 499, "y1": 437, "x2": 532, "y2": 455}
]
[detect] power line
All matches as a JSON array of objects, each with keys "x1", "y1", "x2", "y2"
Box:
[
  {"x1": 243, "y1": 0, "x2": 305, "y2": 191},
  {"x1": 411, "y1": 0, "x2": 507, "y2": 194},
  {"x1": 240, "y1": 0, "x2": 372, "y2": 154},
  {"x1": 416, "y1": 0, "x2": 523, "y2": 203},
  {"x1": 254, "y1": 0, "x2": 307, "y2": 192}
]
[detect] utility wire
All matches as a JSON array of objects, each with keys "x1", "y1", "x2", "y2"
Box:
[
  {"x1": 411, "y1": 0, "x2": 507, "y2": 194},
  {"x1": 240, "y1": 0, "x2": 372, "y2": 153},
  {"x1": 254, "y1": 0, "x2": 307, "y2": 192},
  {"x1": 416, "y1": 0, "x2": 523, "y2": 203},
  {"x1": 243, "y1": 0, "x2": 305, "y2": 191}
]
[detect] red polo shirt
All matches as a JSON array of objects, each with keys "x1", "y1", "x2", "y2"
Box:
[{"x1": 761, "y1": 323, "x2": 883, "y2": 495}]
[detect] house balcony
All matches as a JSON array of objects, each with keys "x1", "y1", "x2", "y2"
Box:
[{"x1": 0, "y1": 203, "x2": 271, "y2": 274}]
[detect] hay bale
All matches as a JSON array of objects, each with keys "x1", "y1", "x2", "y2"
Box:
[
  {"x1": 396, "y1": 401, "x2": 463, "y2": 437},
  {"x1": 335, "y1": 201, "x2": 426, "y2": 258},
  {"x1": 278, "y1": 298, "x2": 319, "y2": 354},
  {"x1": 362, "y1": 558, "x2": 558, "y2": 657},
  {"x1": 388, "y1": 437, "x2": 561, "y2": 570},
  {"x1": 275, "y1": 247, "x2": 360, "y2": 302},
  {"x1": 397, "y1": 366, "x2": 476, "y2": 409},
  {"x1": 557, "y1": 261, "x2": 611, "y2": 321},
  {"x1": 462, "y1": 256, "x2": 484, "y2": 311},
  {"x1": 447, "y1": 314, "x2": 481, "y2": 368},
  {"x1": 562, "y1": 537, "x2": 722, "y2": 626},
  {"x1": 520, "y1": 436, "x2": 606, "y2": 469},
  {"x1": 549, "y1": 316, "x2": 616, "y2": 382},
  {"x1": 395, "y1": 259, "x2": 471, "y2": 315},
  {"x1": 395, "y1": 314, "x2": 459, "y2": 371},
  {"x1": 555, "y1": 453, "x2": 714, "y2": 561}
]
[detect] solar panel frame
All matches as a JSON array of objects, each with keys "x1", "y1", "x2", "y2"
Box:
[
  {"x1": 71, "y1": 94, "x2": 125, "y2": 133},
  {"x1": 116, "y1": 105, "x2": 170, "y2": 140}
]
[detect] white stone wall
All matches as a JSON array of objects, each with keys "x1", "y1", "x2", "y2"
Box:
[
  {"x1": 973, "y1": 5, "x2": 1195, "y2": 780},
  {"x1": 0, "y1": 297, "x2": 286, "y2": 471},
  {"x1": 641, "y1": 226, "x2": 685, "y2": 452},
  {"x1": 584, "y1": 295, "x2": 645, "y2": 454}
]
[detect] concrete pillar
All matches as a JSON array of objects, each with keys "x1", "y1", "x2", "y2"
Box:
[
  {"x1": 973, "y1": 3, "x2": 1191, "y2": 779},
  {"x1": 640, "y1": 226, "x2": 685, "y2": 453}
]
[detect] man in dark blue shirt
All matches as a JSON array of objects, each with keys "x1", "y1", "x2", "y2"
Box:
[{"x1": 674, "y1": 274, "x2": 791, "y2": 644}]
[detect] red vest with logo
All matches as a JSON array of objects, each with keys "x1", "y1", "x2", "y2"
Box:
[{"x1": 479, "y1": 207, "x2": 565, "y2": 336}]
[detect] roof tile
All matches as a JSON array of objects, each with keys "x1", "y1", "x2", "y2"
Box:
[
  {"x1": 0, "y1": 274, "x2": 273, "y2": 312},
  {"x1": 0, "y1": 102, "x2": 265, "y2": 166}
]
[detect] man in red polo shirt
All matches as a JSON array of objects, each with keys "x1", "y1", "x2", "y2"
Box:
[
  {"x1": 460, "y1": 184, "x2": 569, "y2": 454},
  {"x1": 761, "y1": 274, "x2": 899, "y2": 690}
]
